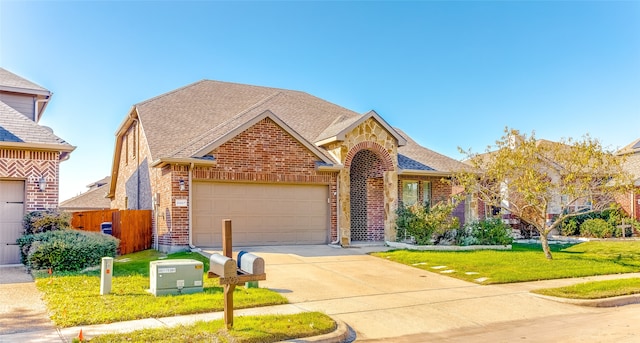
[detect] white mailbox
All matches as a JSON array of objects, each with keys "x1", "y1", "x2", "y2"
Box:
[{"x1": 149, "y1": 259, "x2": 204, "y2": 296}]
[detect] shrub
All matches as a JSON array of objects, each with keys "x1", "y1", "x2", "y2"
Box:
[
  {"x1": 559, "y1": 205, "x2": 635, "y2": 237},
  {"x1": 17, "y1": 230, "x2": 119, "y2": 272},
  {"x1": 23, "y1": 210, "x2": 70, "y2": 235},
  {"x1": 579, "y1": 218, "x2": 615, "y2": 238},
  {"x1": 396, "y1": 201, "x2": 460, "y2": 245},
  {"x1": 462, "y1": 218, "x2": 514, "y2": 245}
]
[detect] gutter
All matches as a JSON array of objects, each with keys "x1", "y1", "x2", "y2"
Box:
[
  {"x1": 0, "y1": 141, "x2": 75, "y2": 153},
  {"x1": 316, "y1": 164, "x2": 343, "y2": 172},
  {"x1": 150, "y1": 157, "x2": 217, "y2": 168},
  {"x1": 398, "y1": 169, "x2": 452, "y2": 177}
]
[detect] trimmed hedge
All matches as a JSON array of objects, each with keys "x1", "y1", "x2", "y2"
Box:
[{"x1": 17, "y1": 230, "x2": 119, "y2": 272}]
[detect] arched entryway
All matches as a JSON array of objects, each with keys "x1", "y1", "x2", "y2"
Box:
[{"x1": 349, "y1": 149, "x2": 386, "y2": 242}]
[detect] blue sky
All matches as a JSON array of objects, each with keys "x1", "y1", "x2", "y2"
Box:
[{"x1": 1, "y1": 1, "x2": 639, "y2": 201}]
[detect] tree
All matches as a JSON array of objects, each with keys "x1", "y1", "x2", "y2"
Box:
[{"x1": 454, "y1": 128, "x2": 634, "y2": 259}]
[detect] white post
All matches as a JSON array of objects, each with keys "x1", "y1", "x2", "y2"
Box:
[{"x1": 100, "y1": 257, "x2": 114, "y2": 295}]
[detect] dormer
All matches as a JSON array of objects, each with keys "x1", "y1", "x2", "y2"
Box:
[{"x1": 0, "y1": 68, "x2": 52, "y2": 122}]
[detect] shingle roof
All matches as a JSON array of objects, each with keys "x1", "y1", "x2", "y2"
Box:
[
  {"x1": 136, "y1": 80, "x2": 361, "y2": 162},
  {"x1": 395, "y1": 128, "x2": 469, "y2": 173},
  {"x1": 135, "y1": 80, "x2": 464, "y2": 173},
  {"x1": 0, "y1": 100, "x2": 72, "y2": 146},
  {"x1": 0, "y1": 68, "x2": 49, "y2": 94},
  {"x1": 616, "y1": 138, "x2": 640, "y2": 156},
  {"x1": 59, "y1": 177, "x2": 111, "y2": 210}
]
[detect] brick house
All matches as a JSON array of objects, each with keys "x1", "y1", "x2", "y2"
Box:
[
  {"x1": 107, "y1": 80, "x2": 468, "y2": 252},
  {"x1": 616, "y1": 139, "x2": 640, "y2": 221},
  {"x1": 0, "y1": 68, "x2": 75, "y2": 264}
]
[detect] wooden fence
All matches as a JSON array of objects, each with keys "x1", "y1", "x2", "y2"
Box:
[{"x1": 71, "y1": 209, "x2": 152, "y2": 255}]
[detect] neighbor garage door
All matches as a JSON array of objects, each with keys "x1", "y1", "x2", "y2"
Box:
[
  {"x1": 193, "y1": 182, "x2": 329, "y2": 246},
  {"x1": 0, "y1": 180, "x2": 25, "y2": 265}
]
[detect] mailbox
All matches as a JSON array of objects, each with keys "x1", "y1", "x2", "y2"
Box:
[
  {"x1": 237, "y1": 251, "x2": 265, "y2": 275},
  {"x1": 209, "y1": 253, "x2": 237, "y2": 278}
]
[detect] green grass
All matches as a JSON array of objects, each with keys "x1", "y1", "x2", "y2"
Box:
[
  {"x1": 532, "y1": 278, "x2": 640, "y2": 299},
  {"x1": 89, "y1": 312, "x2": 335, "y2": 343},
  {"x1": 35, "y1": 250, "x2": 288, "y2": 327},
  {"x1": 372, "y1": 241, "x2": 640, "y2": 284}
]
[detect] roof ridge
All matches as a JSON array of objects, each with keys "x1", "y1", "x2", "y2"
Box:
[
  {"x1": 168, "y1": 90, "x2": 285, "y2": 157},
  {"x1": 135, "y1": 79, "x2": 209, "y2": 106}
]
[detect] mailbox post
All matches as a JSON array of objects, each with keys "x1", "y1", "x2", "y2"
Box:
[{"x1": 209, "y1": 219, "x2": 266, "y2": 329}]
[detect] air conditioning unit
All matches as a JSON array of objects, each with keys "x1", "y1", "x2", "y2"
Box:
[{"x1": 149, "y1": 259, "x2": 204, "y2": 296}]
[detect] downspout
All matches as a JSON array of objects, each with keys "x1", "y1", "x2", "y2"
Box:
[
  {"x1": 188, "y1": 162, "x2": 197, "y2": 250},
  {"x1": 34, "y1": 97, "x2": 49, "y2": 122}
]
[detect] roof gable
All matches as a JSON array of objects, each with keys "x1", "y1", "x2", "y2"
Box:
[
  {"x1": 315, "y1": 110, "x2": 407, "y2": 147},
  {"x1": 193, "y1": 110, "x2": 335, "y2": 165}
]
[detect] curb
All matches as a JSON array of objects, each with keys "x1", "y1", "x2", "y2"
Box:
[
  {"x1": 281, "y1": 318, "x2": 350, "y2": 343},
  {"x1": 531, "y1": 293, "x2": 640, "y2": 307}
]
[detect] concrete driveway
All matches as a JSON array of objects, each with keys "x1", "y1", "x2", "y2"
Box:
[
  {"x1": 205, "y1": 245, "x2": 640, "y2": 342},
  {"x1": 0, "y1": 266, "x2": 55, "y2": 335}
]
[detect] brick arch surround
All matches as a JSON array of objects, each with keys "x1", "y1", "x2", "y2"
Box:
[{"x1": 344, "y1": 141, "x2": 395, "y2": 171}]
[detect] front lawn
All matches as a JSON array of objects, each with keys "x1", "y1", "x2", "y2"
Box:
[
  {"x1": 372, "y1": 241, "x2": 640, "y2": 284},
  {"x1": 35, "y1": 250, "x2": 288, "y2": 327},
  {"x1": 90, "y1": 312, "x2": 335, "y2": 343},
  {"x1": 532, "y1": 278, "x2": 640, "y2": 299}
]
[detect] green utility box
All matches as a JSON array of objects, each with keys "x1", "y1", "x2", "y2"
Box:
[{"x1": 149, "y1": 259, "x2": 204, "y2": 296}]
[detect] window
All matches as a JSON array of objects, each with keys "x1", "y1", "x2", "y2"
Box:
[
  {"x1": 124, "y1": 134, "x2": 128, "y2": 165},
  {"x1": 132, "y1": 124, "x2": 137, "y2": 158},
  {"x1": 402, "y1": 180, "x2": 418, "y2": 206},
  {"x1": 422, "y1": 181, "x2": 432, "y2": 207}
]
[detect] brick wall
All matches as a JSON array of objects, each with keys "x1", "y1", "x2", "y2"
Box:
[{"x1": 0, "y1": 148, "x2": 60, "y2": 211}]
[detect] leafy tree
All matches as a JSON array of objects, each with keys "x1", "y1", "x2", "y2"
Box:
[{"x1": 454, "y1": 128, "x2": 634, "y2": 259}]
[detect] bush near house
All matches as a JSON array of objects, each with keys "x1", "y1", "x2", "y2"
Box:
[
  {"x1": 23, "y1": 210, "x2": 71, "y2": 235},
  {"x1": 396, "y1": 202, "x2": 460, "y2": 245},
  {"x1": 559, "y1": 205, "x2": 638, "y2": 238},
  {"x1": 17, "y1": 211, "x2": 119, "y2": 272},
  {"x1": 457, "y1": 218, "x2": 514, "y2": 246}
]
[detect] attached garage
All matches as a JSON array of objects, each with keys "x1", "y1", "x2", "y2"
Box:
[
  {"x1": 193, "y1": 182, "x2": 329, "y2": 247},
  {"x1": 0, "y1": 180, "x2": 25, "y2": 265}
]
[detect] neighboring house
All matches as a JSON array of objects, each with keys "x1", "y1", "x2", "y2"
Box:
[
  {"x1": 59, "y1": 176, "x2": 111, "y2": 212},
  {"x1": 108, "y1": 80, "x2": 468, "y2": 252},
  {"x1": 0, "y1": 68, "x2": 75, "y2": 264},
  {"x1": 616, "y1": 138, "x2": 640, "y2": 221}
]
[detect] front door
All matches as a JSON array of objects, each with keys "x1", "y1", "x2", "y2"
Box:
[{"x1": 0, "y1": 180, "x2": 25, "y2": 265}]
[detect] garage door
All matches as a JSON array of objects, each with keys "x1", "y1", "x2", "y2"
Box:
[
  {"x1": 0, "y1": 180, "x2": 25, "y2": 265},
  {"x1": 193, "y1": 182, "x2": 329, "y2": 246}
]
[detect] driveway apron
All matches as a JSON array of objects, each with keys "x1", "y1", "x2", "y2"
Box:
[{"x1": 0, "y1": 265, "x2": 55, "y2": 335}]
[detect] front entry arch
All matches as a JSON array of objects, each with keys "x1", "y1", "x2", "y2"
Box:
[{"x1": 349, "y1": 149, "x2": 385, "y2": 241}]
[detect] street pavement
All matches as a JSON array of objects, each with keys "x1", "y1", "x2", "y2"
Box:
[{"x1": 1, "y1": 244, "x2": 639, "y2": 342}]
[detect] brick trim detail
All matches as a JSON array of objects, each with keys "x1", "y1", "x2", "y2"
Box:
[{"x1": 344, "y1": 141, "x2": 395, "y2": 171}]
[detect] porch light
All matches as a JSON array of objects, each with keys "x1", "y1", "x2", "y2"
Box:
[
  {"x1": 179, "y1": 178, "x2": 186, "y2": 191},
  {"x1": 38, "y1": 176, "x2": 47, "y2": 192}
]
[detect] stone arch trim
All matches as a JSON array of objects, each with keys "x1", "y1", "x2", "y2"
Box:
[{"x1": 344, "y1": 141, "x2": 395, "y2": 171}]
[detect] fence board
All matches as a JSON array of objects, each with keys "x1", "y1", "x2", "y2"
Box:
[
  {"x1": 71, "y1": 209, "x2": 117, "y2": 232},
  {"x1": 112, "y1": 210, "x2": 152, "y2": 255},
  {"x1": 72, "y1": 209, "x2": 152, "y2": 255}
]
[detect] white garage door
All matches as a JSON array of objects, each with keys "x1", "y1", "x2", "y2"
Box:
[
  {"x1": 193, "y1": 182, "x2": 329, "y2": 247},
  {"x1": 0, "y1": 180, "x2": 25, "y2": 265}
]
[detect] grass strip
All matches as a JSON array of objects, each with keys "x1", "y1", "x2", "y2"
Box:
[
  {"x1": 89, "y1": 312, "x2": 335, "y2": 343},
  {"x1": 372, "y1": 241, "x2": 640, "y2": 284},
  {"x1": 532, "y1": 278, "x2": 640, "y2": 299}
]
